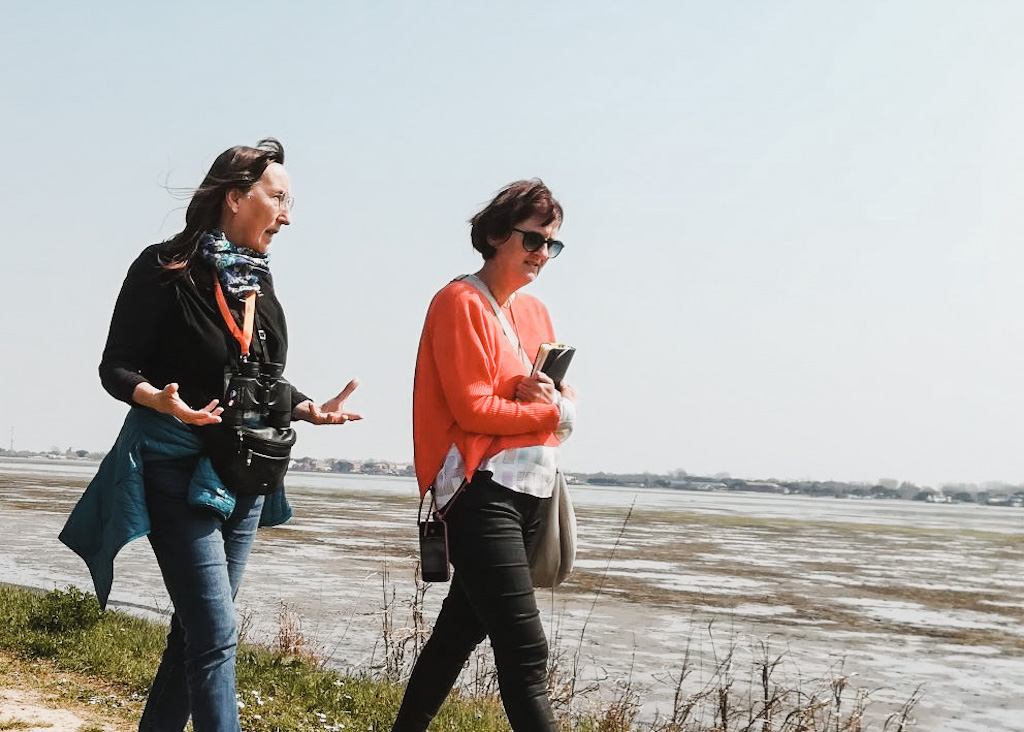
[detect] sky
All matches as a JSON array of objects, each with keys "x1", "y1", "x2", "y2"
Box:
[{"x1": 4, "y1": 1, "x2": 1024, "y2": 488}]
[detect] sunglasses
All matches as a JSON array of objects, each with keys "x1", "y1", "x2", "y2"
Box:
[{"x1": 512, "y1": 228, "x2": 564, "y2": 258}]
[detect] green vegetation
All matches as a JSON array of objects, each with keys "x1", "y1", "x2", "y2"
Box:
[
  {"x1": 0, "y1": 584, "x2": 920, "y2": 731},
  {"x1": 0, "y1": 584, "x2": 162, "y2": 693},
  {"x1": 0, "y1": 584, "x2": 512, "y2": 731}
]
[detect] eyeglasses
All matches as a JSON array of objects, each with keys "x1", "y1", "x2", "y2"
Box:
[
  {"x1": 250, "y1": 188, "x2": 294, "y2": 212},
  {"x1": 270, "y1": 191, "x2": 295, "y2": 212},
  {"x1": 512, "y1": 228, "x2": 564, "y2": 258}
]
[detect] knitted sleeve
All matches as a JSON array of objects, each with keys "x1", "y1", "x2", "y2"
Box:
[{"x1": 427, "y1": 285, "x2": 559, "y2": 435}]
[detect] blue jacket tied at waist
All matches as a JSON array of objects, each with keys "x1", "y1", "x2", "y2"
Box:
[{"x1": 58, "y1": 408, "x2": 292, "y2": 608}]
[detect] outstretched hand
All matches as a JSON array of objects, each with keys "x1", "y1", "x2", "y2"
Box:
[
  {"x1": 294, "y1": 378, "x2": 363, "y2": 425},
  {"x1": 133, "y1": 382, "x2": 224, "y2": 425}
]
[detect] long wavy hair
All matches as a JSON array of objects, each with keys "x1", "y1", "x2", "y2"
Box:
[{"x1": 159, "y1": 138, "x2": 285, "y2": 269}]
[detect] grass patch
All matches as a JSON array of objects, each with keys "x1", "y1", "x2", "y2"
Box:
[
  {"x1": 0, "y1": 584, "x2": 513, "y2": 731},
  {"x1": 0, "y1": 580, "x2": 922, "y2": 732},
  {"x1": 0, "y1": 584, "x2": 165, "y2": 695}
]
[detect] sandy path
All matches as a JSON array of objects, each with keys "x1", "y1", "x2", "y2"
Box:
[
  {"x1": 0, "y1": 687, "x2": 102, "y2": 730},
  {"x1": 0, "y1": 651, "x2": 138, "y2": 731}
]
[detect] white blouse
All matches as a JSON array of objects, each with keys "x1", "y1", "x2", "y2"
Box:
[{"x1": 432, "y1": 396, "x2": 576, "y2": 509}]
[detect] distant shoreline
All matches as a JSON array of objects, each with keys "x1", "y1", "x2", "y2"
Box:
[{"x1": 2, "y1": 452, "x2": 1021, "y2": 507}]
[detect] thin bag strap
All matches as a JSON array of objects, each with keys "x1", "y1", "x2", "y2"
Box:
[
  {"x1": 418, "y1": 490, "x2": 438, "y2": 524},
  {"x1": 458, "y1": 274, "x2": 530, "y2": 368}
]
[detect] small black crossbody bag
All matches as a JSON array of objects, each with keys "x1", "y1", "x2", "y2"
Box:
[{"x1": 418, "y1": 490, "x2": 451, "y2": 582}]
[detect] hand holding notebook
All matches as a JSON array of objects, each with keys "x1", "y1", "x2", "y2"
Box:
[{"x1": 531, "y1": 343, "x2": 576, "y2": 389}]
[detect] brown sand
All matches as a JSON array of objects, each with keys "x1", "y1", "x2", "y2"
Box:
[{"x1": 0, "y1": 651, "x2": 138, "y2": 731}]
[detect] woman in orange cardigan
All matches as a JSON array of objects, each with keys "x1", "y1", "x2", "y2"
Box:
[{"x1": 392, "y1": 180, "x2": 577, "y2": 731}]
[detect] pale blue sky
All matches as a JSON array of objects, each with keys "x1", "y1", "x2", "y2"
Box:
[{"x1": 4, "y1": 1, "x2": 1024, "y2": 487}]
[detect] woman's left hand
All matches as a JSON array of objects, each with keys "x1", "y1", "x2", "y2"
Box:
[
  {"x1": 515, "y1": 372, "x2": 559, "y2": 404},
  {"x1": 293, "y1": 379, "x2": 364, "y2": 425}
]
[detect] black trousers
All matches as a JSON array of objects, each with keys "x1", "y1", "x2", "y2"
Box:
[{"x1": 391, "y1": 471, "x2": 557, "y2": 731}]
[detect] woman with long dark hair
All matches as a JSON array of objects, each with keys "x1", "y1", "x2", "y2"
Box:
[{"x1": 61, "y1": 138, "x2": 360, "y2": 731}]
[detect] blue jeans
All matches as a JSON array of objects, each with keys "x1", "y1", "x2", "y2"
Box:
[
  {"x1": 391, "y1": 472, "x2": 557, "y2": 732},
  {"x1": 139, "y1": 456, "x2": 264, "y2": 732}
]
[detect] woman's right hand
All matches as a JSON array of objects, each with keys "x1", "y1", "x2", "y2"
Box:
[
  {"x1": 515, "y1": 372, "x2": 560, "y2": 405},
  {"x1": 132, "y1": 382, "x2": 224, "y2": 425}
]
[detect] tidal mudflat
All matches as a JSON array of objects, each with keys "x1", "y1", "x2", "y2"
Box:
[{"x1": 1, "y1": 458, "x2": 1021, "y2": 730}]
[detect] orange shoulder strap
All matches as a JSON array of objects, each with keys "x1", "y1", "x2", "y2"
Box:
[{"x1": 213, "y1": 278, "x2": 256, "y2": 357}]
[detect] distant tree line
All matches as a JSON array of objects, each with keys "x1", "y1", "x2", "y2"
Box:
[
  {"x1": 0, "y1": 447, "x2": 107, "y2": 461},
  {"x1": 4, "y1": 448, "x2": 1021, "y2": 506},
  {"x1": 572, "y1": 470, "x2": 1024, "y2": 506}
]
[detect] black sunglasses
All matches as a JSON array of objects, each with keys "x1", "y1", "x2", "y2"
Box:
[{"x1": 512, "y1": 228, "x2": 564, "y2": 258}]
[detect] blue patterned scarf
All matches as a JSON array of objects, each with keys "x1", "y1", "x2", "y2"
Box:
[{"x1": 198, "y1": 230, "x2": 271, "y2": 300}]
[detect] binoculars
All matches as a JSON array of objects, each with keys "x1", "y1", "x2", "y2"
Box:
[{"x1": 222, "y1": 361, "x2": 291, "y2": 429}]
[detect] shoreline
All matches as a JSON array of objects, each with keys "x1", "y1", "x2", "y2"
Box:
[
  {"x1": 4, "y1": 455, "x2": 1022, "y2": 507},
  {"x1": 2, "y1": 461, "x2": 1022, "y2": 730}
]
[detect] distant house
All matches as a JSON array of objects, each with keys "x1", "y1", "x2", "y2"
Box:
[{"x1": 362, "y1": 461, "x2": 396, "y2": 475}]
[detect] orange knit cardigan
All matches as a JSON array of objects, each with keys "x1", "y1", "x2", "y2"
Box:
[{"x1": 412, "y1": 279, "x2": 562, "y2": 496}]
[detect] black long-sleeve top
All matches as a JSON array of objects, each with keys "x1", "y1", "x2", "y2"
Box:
[{"x1": 100, "y1": 243, "x2": 309, "y2": 419}]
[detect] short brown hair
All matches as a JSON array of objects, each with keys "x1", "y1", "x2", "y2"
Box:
[{"x1": 469, "y1": 179, "x2": 563, "y2": 259}]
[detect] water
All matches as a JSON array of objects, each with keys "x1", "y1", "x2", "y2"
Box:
[{"x1": 2, "y1": 458, "x2": 1022, "y2": 730}]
